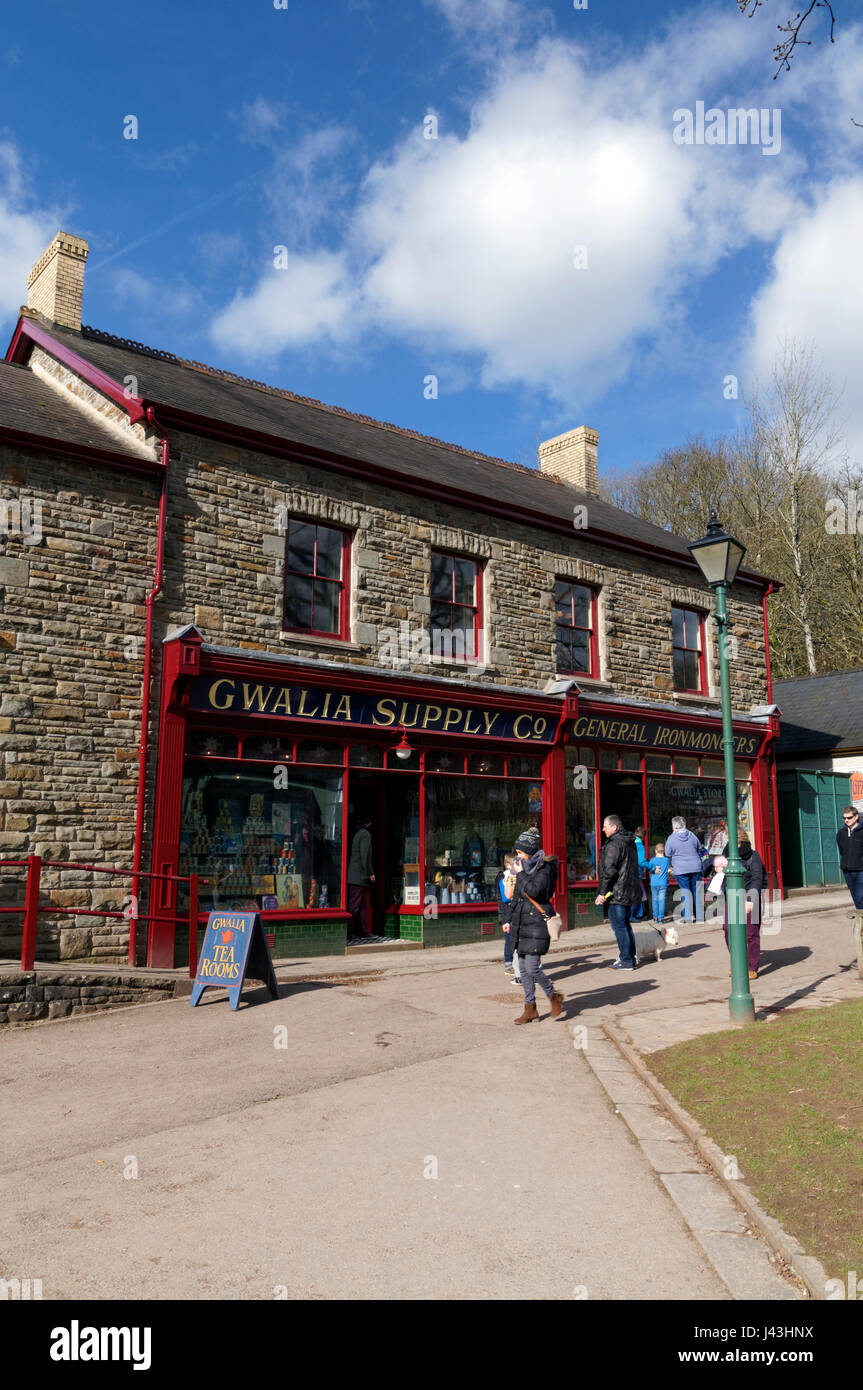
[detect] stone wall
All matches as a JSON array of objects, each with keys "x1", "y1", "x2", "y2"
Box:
[
  {"x1": 159, "y1": 430, "x2": 769, "y2": 709},
  {"x1": 0, "y1": 969, "x2": 180, "y2": 1024},
  {"x1": 0, "y1": 446, "x2": 159, "y2": 962}
]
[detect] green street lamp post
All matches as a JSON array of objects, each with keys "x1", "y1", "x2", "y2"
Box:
[{"x1": 687, "y1": 512, "x2": 755, "y2": 1025}]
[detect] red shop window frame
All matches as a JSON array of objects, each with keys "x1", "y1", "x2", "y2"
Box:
[
  {"x1": 282, "y1": 518, "x2": 351, "y2": 640},
  {"x1": 671, "y1": 605, "x2": 707, "y2": 694},
  {"x1": 429, "y1": 549, "x2": 484, "y2": 665},
  {"x1": 554, "y1": 580, "x2": 598, "y2": 678}
]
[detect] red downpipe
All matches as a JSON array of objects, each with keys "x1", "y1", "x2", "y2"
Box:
[
  {"x1": 761, "y1": 581, "x2": 784, "y2": 898},
  {"x1": 128, "y1": 409, "x2": 169, "y2": 964}
]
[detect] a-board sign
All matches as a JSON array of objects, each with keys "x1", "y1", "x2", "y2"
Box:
[{"x1": 190, "y1": 911, "x2": 279, "y2": 1011}]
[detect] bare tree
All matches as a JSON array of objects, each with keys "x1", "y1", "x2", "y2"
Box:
[
  {"x1": 746, "y1": 340, "x2": 843, "y2": 674},
  {"x1": 736, "y1": 0, "x2": 837, "y2": 75},
  {"x1": 601, "y1": 343, "x2": 857, "y2": 680}
]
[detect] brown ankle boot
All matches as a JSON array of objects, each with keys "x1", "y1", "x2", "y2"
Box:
[
  {"x1": 514, "y1": 1001, "x2": 539, "y2": 1025},
  {"x1": 549, "y1": 990, "x2": 564, "y2": 1019}
]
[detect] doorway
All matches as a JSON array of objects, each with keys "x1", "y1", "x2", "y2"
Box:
[
  {"x1": 598, "y1": 772, "x2": 644, "y2": 837},
  {"x1": 347, "y1": 771, "x2": 420, "y2": 934}
]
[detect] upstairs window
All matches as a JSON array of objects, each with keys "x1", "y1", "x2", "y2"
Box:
[
  {"x1": 555, "y1": 581, "x2": 597, "y2": 676},
  {"x1": 672, "y1": 606, "x2": 705, "y2": 692},
  {"x1": 430, "y1": 551, "x2": 482, "y2": 662},
  {"x1": 283, "y1": 519, "x2": 349, "y2": 638}
]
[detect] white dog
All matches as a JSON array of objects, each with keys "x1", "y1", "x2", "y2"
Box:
[{"x1": 632, "y1": 922, "x2": 679, "y2": 964}]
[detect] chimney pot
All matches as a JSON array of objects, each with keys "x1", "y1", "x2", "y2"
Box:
[
  {"x1": 27, "y1": 231, "x2": 89, "y2": 331},
  {"x1": 538, "y1": 425, "x2": 599, "y2": 495}
]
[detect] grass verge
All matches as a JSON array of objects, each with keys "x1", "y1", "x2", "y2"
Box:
[{"x1": 647, "y1": 998, "x2": 863, "y2": 1286}]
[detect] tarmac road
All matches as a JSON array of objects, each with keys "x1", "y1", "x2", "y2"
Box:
[{"x1": 0, "y1": 940, "x2": 736, "y2": 1301}]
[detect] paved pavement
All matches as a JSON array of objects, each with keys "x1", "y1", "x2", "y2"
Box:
[{"x1": 1, "y1": 892, "x2": 858, "y2": 1301}]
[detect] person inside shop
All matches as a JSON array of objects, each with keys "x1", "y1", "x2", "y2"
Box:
[
  {"x1": 713, "y1": 837, "x2": 766, "y2": 980},
  {"x1": 509, "y1": 827, "x2": 564, "y2": 1023},
  {"x1": 595, "y1": 815, "x2": 642, "y2": 970},
  {"x1": 664, "y1": 816, "x2": 706, "y2": 924},
  {"x1": 461, "y1": 822, "x2": 486, "y2": 895},
  {"x1": 347, "y1": 814, "x2": 375, "y2": 938},
  {"x1": 837, "y1": 805, "x2": 863, "y2": 910}
]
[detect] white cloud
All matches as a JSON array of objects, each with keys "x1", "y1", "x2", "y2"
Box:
[
  {"x1": 211, "y1": 251, "x2": 361, "y2": 354},
  {"x1": 747, "y1": 177, "x2": 863, "y2": 466},
  {"x1": 0, "y1": 141, "x2": 63, "y2": 326}
]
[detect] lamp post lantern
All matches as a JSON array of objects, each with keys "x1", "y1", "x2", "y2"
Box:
[{"x1": 688, "y1": 512, "x2": 755, "y2": 1025}]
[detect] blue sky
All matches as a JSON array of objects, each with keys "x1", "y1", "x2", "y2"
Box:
[{"x1": 2, "y1": 0, "x2": 861, "y2": 475}]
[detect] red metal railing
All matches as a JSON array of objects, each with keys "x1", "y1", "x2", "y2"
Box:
[{"x1": 0, "y1": 857, "x2": 203, "y2": 976}]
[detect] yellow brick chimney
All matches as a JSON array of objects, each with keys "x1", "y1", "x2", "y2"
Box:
[
  {"x1": 538, "y1": 425, "x2": 599, "y2": 495},
  {"x1": 27, "y1": 232, "x2": 90, "y2": 331}
]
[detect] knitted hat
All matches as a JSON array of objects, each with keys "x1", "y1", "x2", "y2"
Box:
[{"x1": 514, "y1": 827, "x2": 541, "y2": 854}]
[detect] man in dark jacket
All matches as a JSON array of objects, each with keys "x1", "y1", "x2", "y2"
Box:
[
  {"x1": 595, "y1": 814, "x2": 642, "y2": 971},
  {"x1": 837, "y1": 805, "x2": 863, "y2": 909},
  {"x1": 347, "y1": 816, "x2": 375, "y2": 937},
  {"x1": 509, "y1": 826, "x2": 564, "y2": 1024}
]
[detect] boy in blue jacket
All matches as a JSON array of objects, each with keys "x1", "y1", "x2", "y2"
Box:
[{"x1": 647, "y1": 843, "x2": 670, "y2": 923}]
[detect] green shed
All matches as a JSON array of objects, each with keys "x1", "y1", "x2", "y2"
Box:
[{"x1": 776, "y1": 769, "x2": 851, "y2": 888}]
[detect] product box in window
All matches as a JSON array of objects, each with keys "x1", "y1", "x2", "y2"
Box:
[{"x1": 276, "y1": 873, "x2": 304, "y2": 909}]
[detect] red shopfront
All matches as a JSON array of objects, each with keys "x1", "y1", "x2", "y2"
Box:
[
  {"x1": 561, "y1": 701, "x2": 781, "y2": 918},
  {"x1": 146, "y1": 628, "x2": 574, "y2": 966}
]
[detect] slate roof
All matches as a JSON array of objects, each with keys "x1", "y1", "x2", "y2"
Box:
[
  {"x1": 4, "y1": 318, "x2": 772, "y2": 584},
  {"x1": 28, "y1": 322, "x2": 727, "y2": 569},
  {"x1": 774, "y1": 670, "x2": 863, "y2": 757},
  {"x1": 0, "y1": 359, "x2": 142, "y2": 458}
]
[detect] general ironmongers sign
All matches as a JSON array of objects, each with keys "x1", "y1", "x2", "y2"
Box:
[
  {"x1": 188, "y1": 676, "x2": 557, "y2": 743},
  {"x1": 571, "y1": 714, "x2": 762, "y2": 759}
]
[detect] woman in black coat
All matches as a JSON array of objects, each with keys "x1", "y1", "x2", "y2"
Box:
[{"x1": 509, "y1": 826, "x2": 565, "y2": 1025}]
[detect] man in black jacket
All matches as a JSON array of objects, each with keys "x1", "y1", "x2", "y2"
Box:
[
  {"x1": 837, "y1": 805, "x2": 863, "y2": 908},
  {"x1": 595, "y1": 815, "x2": 642, "y2": 971}
]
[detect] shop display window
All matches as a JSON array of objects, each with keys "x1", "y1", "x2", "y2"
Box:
[
  {"x1": 242, "y1": 734, "x2": 293, "y2": 762},
  {"x1": 646, "y1": 777, "x2": 752, "y2": 862},
  {"x1": 180, "y1": 762, "x2": 343, "y2": 913},
  {"x1": 186, "y1": 730, "x2": 239, "y2": 759},
  {"x1": 296, "y1": 740, "x2": 344, "y2": 764},
  {"x1": 425, "y1": 750, "x2": 464, "y2": 773},
  {"x1": 510, "y1": 754, "x2": 544, "y2": 777},
  {"x1": 467, "y1": 752, "x2": 505, "y2": 776},
  {"x1": 674, "y1": 756, "x2": 699, "y2": 776},
  {"x1": 425, "y1": 776, "x2": 542, "y2": 905},
  {"x1": 620, "y1": 750, "x2": 640, "y2": 771},
  {"x1": 646, "y1": 754, "x2": 671, "y2": 772},
  {"x1": 565, "y1": 748, "x2": 597, "y2": 883},
  {"x1": 348, "y1": 744, "x2": 384, "y2": 767}
]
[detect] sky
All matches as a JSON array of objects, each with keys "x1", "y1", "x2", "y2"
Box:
[{"x1": 1, "y1": 0, "x2": 862, "y2": 479}]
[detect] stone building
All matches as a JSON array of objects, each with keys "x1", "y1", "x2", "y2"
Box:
[{"x1": 0, "y1": 232, "x2": 782, "y2": 964}]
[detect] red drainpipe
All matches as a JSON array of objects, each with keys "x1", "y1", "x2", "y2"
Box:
[
  {"x1": 128, "y1": 409, "x2": 169, "y2": 964},
  {"x1": 761, "y1": 582, "x2": 784, "y2": 898}
]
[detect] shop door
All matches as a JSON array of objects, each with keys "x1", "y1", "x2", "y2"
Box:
[
  {"x1": 348, "y1": 772, "x2": 421, "y2": 933},
  {"x1": 598, "y1": 772, "x2": 644, "y2": 837},
  {"x1": 348, "y1": 773, "x2": 386, "y2": 933}
]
